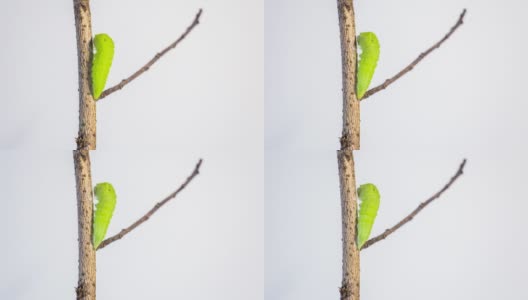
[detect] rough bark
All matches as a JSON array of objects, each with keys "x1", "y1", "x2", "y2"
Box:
[
  {"x1": 73, "y1": 150, "x2": 96, "y2": 300},
  {"x1": 73, "y1": 0, "x2": 96, "y2": 150},
  {"x1": 73, "y1": 0, "x2": 97, "y2": 299},
  {"x1": 336, "y1": 1, "x2": 360, "y2": 299},
  {"x1": 334, "y1": 3, "x2": 466, "y2": 298},
  {"x1": 337, "y1": 150, "x2": 360, "y2": 300},
  {"x1": 337, "y1": 0, "x2": 360, "y2": 150}
]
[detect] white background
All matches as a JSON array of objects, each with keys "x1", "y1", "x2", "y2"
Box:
[
  {"x1": 2, "y1": 0, "x2": 263, "y2": 299},
  {"x1": 266, "y1": 0, "x2": 528, "y2": 299}
]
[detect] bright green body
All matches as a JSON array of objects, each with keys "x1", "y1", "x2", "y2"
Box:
[
  {"x1": 92, "y1": 33, "x2": 114, "y2": 100},
  {"x1": 356, "y1": 32, "x2": 380, "y2": 99},
  {"x1": 357, "y1": 183, "x2": 380, "y2": 249},
  {"x1": 93, "y1": 182, "x2": 117, "y2": 249}
]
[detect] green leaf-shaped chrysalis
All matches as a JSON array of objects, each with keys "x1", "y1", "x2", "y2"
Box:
[
  {"x1": 93, "y1": 182, "x2": 117, "y2": 249},
  {"x1": 356, "y1": 32, "x2": 380, "y2": 99},
  {"x1": 357, "y1": 183, "x2": 380, "y2": 249},
  {"x1": 91, "y1": 33, "x2": 115, "y2": 100}
]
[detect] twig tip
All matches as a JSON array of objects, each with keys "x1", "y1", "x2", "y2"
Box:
[{"x1": 460, "y1": 9, "x2": 467, "y2": 22}]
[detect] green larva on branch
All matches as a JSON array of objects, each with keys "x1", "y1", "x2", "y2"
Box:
[
  {"x1": 356, "y1": 32, "x2": 380, "y2": 99},
  {"x1": 91, "y1": 33, "x2": 114, "y2": 100},
  {"x1": 93, "y1": 182, "x2": 117, "y2": 249},
  {"x1": 357, "y1": 183, "x2": 380, "y2": 249}
]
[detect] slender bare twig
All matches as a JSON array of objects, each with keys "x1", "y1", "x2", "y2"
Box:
[
  {"x1": 97, "y1": 159, "x2": 203, "y2": 250},
  {"x1": 361, "y1": 159, "x2": 467, "y2": 250},
  {"x1": 98, "y1": 9, "x2": 203, "y2": 100},
  {"x1": 361, "y1": 9, "x2": 466, "y2": 101}
]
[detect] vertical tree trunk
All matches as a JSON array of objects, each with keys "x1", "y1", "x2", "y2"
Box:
[
  {"x1": 336, "y1": 1, "x2": 360, "y2": 299},
  {"x1": 72, "y1": 0, "x2": 97, "y2": 299}
]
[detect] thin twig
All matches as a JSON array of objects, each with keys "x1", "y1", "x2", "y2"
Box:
[
  {"x1": 97, "y1": 159, "x2": 203, "y2": 250},
  {"x1": 361, "y1": 159, "x2": 467, "y2": 250},
  {"x1": 98, "y1": 9, "x2": 203, "y2": 100},
  {"x1": 361, "y1": 9, "x2": 466, "y2": 100}
]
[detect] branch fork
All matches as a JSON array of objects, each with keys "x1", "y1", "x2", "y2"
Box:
[
  {"x1": 361, "y1": 159, "x2": 467, "y2": 250},
  {"x1": 335, "y1": 4, "x2": 467, "y2": 300},
  {"x1": 72, "y1": 4, "x2": 203, "y2": 299},
  {"x1": 97, "y1": 159, "x2": 203, "y2": 250}
]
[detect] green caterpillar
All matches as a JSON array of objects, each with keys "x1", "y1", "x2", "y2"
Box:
[
  {"x1": 91, "y1": 33, "x2": 114, "y2": 100},
  {"x1": 356, "y1": 32, "x2": 380, "y2": 99},
  {"x1": 357, "y1": 183, "x2": 380, "y2": 249},
  {"x1": 93, "y1": 182, "x2": 117, "y2": 249}
]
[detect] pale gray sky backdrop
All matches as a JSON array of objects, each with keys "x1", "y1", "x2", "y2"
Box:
[
  {"x1": 3, "y1": 0, "x2": 528, "y2": 300},
  {"x1": 2, "y1": 0, "x2": 263, "y2": 299},
  {"x1": 266, "y1": 0, "x2": 528, "y2": 300}
]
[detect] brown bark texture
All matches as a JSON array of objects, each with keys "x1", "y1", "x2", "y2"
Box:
[
  {"x1": 73, "y1": 0, "x2": 97, "y2": 299},
  {"x1": 73, "y1": 150, "x2": 96, "y2": 300},
  {"x1": 336, "y1": 1, "x2": 361, "y2": 300},
  {"x1": 337, "y1": 150, "x2": 360, "y2": 300},
  {"x1": 337, "y1": 0, "x2": 360, "y2": 151},
  {"x1": 73, "y1": 0, "x2": 96, "y2": 150}
]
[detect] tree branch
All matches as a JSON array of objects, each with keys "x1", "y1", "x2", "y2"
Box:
[
  {"x1": 361, "y1": 159, "x2": 467, "y2": 250},
  {"x1": 338, "y1": 0, "x2": 361, "y2": 151},
  {"x1": 336, "y1": 1, "x2": 361, "y2": 299},
  {"x1": 74, "y1": 0, "x2": 97, "y2": 150},
  {"x1": 97, "y1": 159, "x2": 203, "y2": 250},
  {"x1": 73, "y1": 1, "x2": 96, "y2": 298},
  {"x1": 97, "y1": 9, "x2": 203, "y2": 100},
  {"x1": 361, "y1": 9, "x2": 466, "y2": 101},
  {"x1": 73, "y1": 149, "x2": 96, "y2": 299}
]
